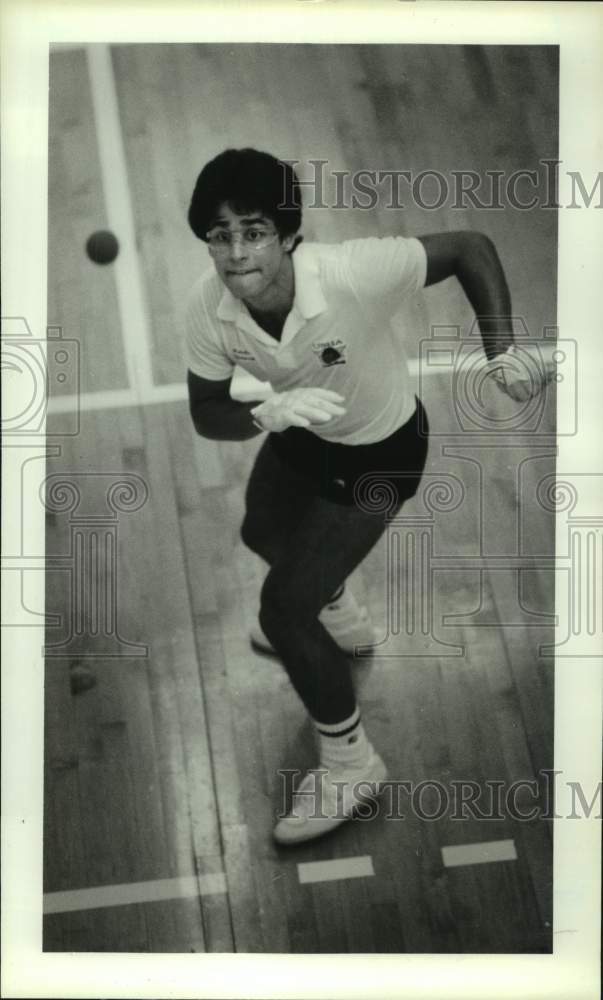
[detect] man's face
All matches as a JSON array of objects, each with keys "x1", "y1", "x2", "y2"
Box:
[{"x1": 207, "y1": 202, "x2": 295, "y2": 302}]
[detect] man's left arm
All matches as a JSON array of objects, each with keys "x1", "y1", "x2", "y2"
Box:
[{"x1": 417, "y1": 231, "x2": 556, "y2": 401}]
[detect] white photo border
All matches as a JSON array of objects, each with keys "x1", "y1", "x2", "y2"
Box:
[{"x1": 2, "y1": 1, "x2": 602, "y2": 998}]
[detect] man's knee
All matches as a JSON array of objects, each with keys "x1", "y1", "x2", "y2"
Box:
[
  {"x1": 240, "y1": 512, "x2": 266, "y2": 556},
  {"x1": 259, "y1": 571, "x2": 315, "y2": 633},
  {"x1": 259, "y1": 572, "x2": 288, "y2": 626},
  {"x1": 240, "y1": 513, "x2": 254, "y2": 551}
]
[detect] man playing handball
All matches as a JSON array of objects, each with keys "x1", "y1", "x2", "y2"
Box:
[{"x1": 185, "y1": 148, "x2": 554, "y2": 844}]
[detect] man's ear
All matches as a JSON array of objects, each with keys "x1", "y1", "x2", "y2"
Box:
[{"x1": 283, "y1": 232, "x2": 300, "y2": 253}]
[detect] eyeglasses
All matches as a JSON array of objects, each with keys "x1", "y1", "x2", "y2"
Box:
[{"x1": 205, "y1": 226, "x2": 279, "y2": 256}]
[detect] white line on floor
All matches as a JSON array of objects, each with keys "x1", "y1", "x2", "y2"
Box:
[
  {"x1": 441, "y1": 839, "x2": 518, "y2": 868},
  {"x1": 46, "y1": 359, "x2": 456, "y2": 415},
  {"x1": 297, "y1": 855, "x2": 375, "y2": 885},
  {"x1": 47, "y1": 381, "x2": 192, "y2": 415},
  {"x1": 48, "y1": 387, "x2": 137, "y2": 415},
  {"x1": 86, "y1": 44, "x2": 155, "y2": 399},
  {"x1": 43, "y1": 872, "x2": 227, "y2": 915}
]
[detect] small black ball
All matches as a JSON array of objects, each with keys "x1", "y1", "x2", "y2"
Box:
[{"x1": 86, "y1": 229, "x2": 119, "y2": 265}]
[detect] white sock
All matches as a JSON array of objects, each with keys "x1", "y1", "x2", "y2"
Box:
[{"x1": 312, "y1": 707, "x2": 371, "y2": 770}]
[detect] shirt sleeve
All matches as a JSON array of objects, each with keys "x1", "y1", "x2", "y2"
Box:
[
  {"x1": 185, "y1": 281, "x2": 236, "y2": 381},
  {"x1": 340, "y1": 236, "x2": 428, "y2": 301}
]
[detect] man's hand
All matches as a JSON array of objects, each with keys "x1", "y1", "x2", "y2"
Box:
[
  {"x1": 251, "y1": 388, "x2": 346, "y2": 433},
  {"x1": 488, "y1": 344, "x2": 558, "y2": 402}
]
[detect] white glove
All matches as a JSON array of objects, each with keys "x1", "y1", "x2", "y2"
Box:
[
  {"x1": 488, "y1": 343, "x2": 558, "y2": 402},
  {"x1": 251, "y1": 387, "x2": 346, "y2": 433}
]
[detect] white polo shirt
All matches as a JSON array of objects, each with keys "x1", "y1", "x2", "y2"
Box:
[{"x1": 185, "y1": 236, "x2": 427, "y2": 445}]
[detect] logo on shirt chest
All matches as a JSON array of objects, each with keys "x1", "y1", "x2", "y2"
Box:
[
  {"x1": 312, "y1": 338, "x2": 347, "y2": 367},
  {"x1": 232, "y1": 347, "x2": 258, "y2": 363}
]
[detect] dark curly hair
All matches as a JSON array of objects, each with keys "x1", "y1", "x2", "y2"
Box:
[{"x1": 188, "y1": 148, "x2": 302, "y2": 243}]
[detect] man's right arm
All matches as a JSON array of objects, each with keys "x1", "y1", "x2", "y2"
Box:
[
  {"x1": 187, "y1": 370, "x2": 264, "y2": 441},
  {"x1": 189, "y1": 370, "x2": 348, "y2": 440}
]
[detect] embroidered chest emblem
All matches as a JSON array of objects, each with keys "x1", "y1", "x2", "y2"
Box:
[{"x1": 312, "y1": 338, "x2": 347, "y2": 367}]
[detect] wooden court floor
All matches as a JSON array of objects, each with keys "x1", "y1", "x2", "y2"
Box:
[{"x1": 43, "y1": 43, "x2": 557, "y2": 953}]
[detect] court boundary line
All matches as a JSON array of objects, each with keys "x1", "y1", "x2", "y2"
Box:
[
  {"x1": 47, "y1": 360, "x2": 455, "y2": 415},
  {"x1": 86, "y1": 44, "x2": 155, "y2": 399},
  {"x1": 297, "y1": 855, "x2": 375, "y2": 884},
  {"x1": 441, "y1": 838, "x2": 518, "y2": 868},
  {"x1": 43, "y1": 872, "x2": 227, "y2": 916}
]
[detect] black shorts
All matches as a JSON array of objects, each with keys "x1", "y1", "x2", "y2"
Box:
[{"x1": 268, "y1": 396, "x2": 429, "y2": 509}]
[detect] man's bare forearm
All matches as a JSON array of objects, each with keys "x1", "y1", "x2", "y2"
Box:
[{"x1": 456, "y1": 234, "x2": 514, "y2": 360}]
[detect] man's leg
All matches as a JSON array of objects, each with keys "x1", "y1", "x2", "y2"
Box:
[
  {"x1": 257, "y1": 494, "x2": 391, "y2": 723},
  {"x1": 240, "y1": 437, "x2": 401, "y2": 842},
  {"x1": 240, "y1": 435, "x2": 317, "y2": 567},
  {"x1": 241, "y1": 438, "x2": 376, "y2": 653},
  {"x1": 257, "y1": 494, "x2": 396, "y2": 843}
]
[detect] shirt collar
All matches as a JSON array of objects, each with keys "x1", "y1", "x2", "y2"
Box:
[
  {"x1": 291, "y1": 243, "x2": 328, "y2": 320},
  {"x1": 216, "y1": 243, "x2": 327, "y2": 327}
]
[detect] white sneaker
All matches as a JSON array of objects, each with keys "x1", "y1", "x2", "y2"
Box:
[
  {"x1": 273, "y1": 748, "x2": 387, "y2": 845},
  {"x1": 250, "y1": 586, "x2": 378, "y2": 656}
]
